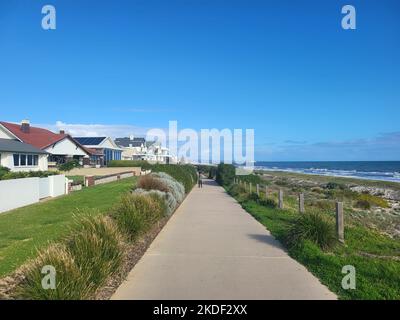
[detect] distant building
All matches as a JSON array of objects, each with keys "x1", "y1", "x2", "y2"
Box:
[
  {"x1": 74, "y1": 137, "x2": 123, "y2": 166},
  {"x1": 115, "y1": 135, "x2": 176, "y2": 164},
  {"x1": 0, "y1": 120, "x2": 91, "y2": 167}
]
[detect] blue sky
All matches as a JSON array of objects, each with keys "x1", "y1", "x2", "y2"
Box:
[{"x1": 0, "y1": 0, "x2": 399, "y2": 160}]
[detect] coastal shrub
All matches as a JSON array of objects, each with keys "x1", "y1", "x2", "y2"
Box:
[
  {"x1": 325, "y1": 182, "x2": 346, "y2": 190},
  {"x1": 238, "y1": 174, "x2": 263, "y2": 186},
  {"x1": 275, "y1": 178, "x2": 289, "y2": 186},
  {"x1": 286, "y1": 212, "x2": 336, "y2": 251},
  {"x1": 111, "y1": 193, "x2": 166, "y2": 241},
  {"x1": 355, "y1": 194, "x2": 389, "y2": 209},
  {"x1": 227, "y1": 184, "x2": 246, "y2": 197},
  {"x1": 259, "y1": 198, "x2": 277, "y2": 208},
  {"x1": 216, "y1": 163, "x2": 235, "y2": 186},
  {"x1": 66, "y1": 213, "x2": 124, "y2": 288},
  {"x1": 58, "y1": 160, "x2": 80, "y2": 172},
  {"x1": 0, "y1": 170, "x2": 59, "y2": 181},
  {"x1": 247, "y1": 192, "x2": 260, "y2": 202},
  {"x1": 134, "y1": 188, "x2": 176, "y2": 215},
  {"x1": 152, "y1": 164, "x2": 197, "y2": 193},
  {"x1": 0, "y1": 166, "x2": 10, "y2": 178},
  {"x1": 309, "y1": 200, "x2": 335, "y2": 212},
  {"x1": 355, "y1": 199, "x2": 371, "y2": 210},
  {"x1": 151, "y1": 172, "x2": 185, "y2": 203},
  {"x1": 17, "y1": 244, "x2": 93, "y2": 300},
  {"x1": 136, "y1": 174, "x2": 170, "y2": 193},
  {"x1": 107, "y1": 160, "x2": 152, "y2": 170}
]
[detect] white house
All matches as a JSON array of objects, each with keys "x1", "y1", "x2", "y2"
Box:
[
  {"x1": 0, "y1": 138, "x2": 48, "y2": 172},
  {"x1": 115, "y1": 136, "x2": 177, "y2": 164},
  {"x1": 0, "y1": 120, "x2": 91, "y2": 167}
]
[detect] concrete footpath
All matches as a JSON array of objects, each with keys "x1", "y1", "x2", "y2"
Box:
[{"x1": 112, "y1": 179, "x2": 336, "y2": 300}]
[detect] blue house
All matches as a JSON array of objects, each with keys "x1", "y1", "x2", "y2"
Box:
[{"x1": 74, "y1": 137, "x2": 123, "y2": 166}]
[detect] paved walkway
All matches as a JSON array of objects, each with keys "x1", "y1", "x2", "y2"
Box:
[{"x1": 112, "y1": 179, "x2": 336, "y2": 300}]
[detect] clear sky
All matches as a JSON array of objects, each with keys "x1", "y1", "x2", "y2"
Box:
[{"x1": 0, "y1": 0, "x2": 399, "y2": 160}]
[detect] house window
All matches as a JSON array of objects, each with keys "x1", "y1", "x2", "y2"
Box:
[
  {"x1": 20, "y1": 154, "x2": 26, "y2": 166},
  {"x1": 12, "y1": 154, "x2": 40, "y2": 167},
  {"x1": 13, "y1": 154, "x2": 19, "y2": 166}
]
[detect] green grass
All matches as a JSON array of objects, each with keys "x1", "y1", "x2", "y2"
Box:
[
  {"x1": 0, "y1": 177, "x2": 137, "y2": 277},
  {"x1": 230, "y1": 189, "x2": 400, "y2": 299}
]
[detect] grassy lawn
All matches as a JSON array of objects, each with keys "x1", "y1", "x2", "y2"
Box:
[
  {"x1": 0, "y1": 177, "x2": 137, "y2": 277},
  {"x1": 229, "y1": 189, "x2": 400, "y2": 299}
]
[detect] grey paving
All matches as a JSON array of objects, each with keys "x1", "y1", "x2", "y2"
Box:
[{"x1": 112, "y1": 179, "x2": 336, "y2": 300}]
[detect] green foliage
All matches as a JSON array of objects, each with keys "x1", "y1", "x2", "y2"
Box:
[
  {"x1": 286, "y1": 212, "x2": 337, "y2": 251},
  {"x1": 216, "y1": 163, "x2": 235, "y2": 186},
  {"x1": 66, "y1": 213, "x2": 124, "y2": 288},
  {"x1": 237, "y1": 174, "x2": 263, "y2": 185},
  {"x1": 16, "y1": 244, "x2": 93, "y2": 300},
  {"x1": 0, "y1": 165, "x2": 11, "y2": 178},
  {"x1": 151, "y1": 164, "x2": 197, "y2": 193},
  {"x1": 58, "y1": 160, "x2": 80, "y2": 172},
  {"x1": 325, "y1": 182, "x2": 347, "y2": 190},
  {"x1": 355, "y1": 193, "x2": 389, "y2": 208},
  {"x1": 246, "y1": 192, "x2": 260, "y2": 202},
  {"x1": 107, "y1": 160, "x2": 152, "y2": 170},
  {"x1": 111, "y1": 193, "x2": 166, "y2": 241},
  {"x1": 17, "y1": 213, "x2": 124, "y2": 300},
  {"x1": 0, "y1": 170, "x2": 59, "y2": 180},
  {"x1": 355, "y1": 199, "x2": 371, "y2": 210},
  {"x1": 227, "y1": 184, "x2": 246, "y2": 197},
  {"x1": 259, "y1": 197, "x2": 277, "y2": 208}
]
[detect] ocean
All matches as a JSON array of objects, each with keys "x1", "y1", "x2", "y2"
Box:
[{"x1": 254, "y1": 161, "x2": 400, "y2": 183}]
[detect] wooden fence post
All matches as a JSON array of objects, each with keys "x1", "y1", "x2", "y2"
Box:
[
  {"x1": 265, "y1": 185, "x2": 268, "y2": 198},
  {"x1": 249, "y1": 183, "x2": 252, "y2": 193},
  {"x1": 299, "y1": 193, "x2": 304, "y2": 213},
  {"x1": 256, "y1": 184, "x2": 259, "y2": 196},
  {"x1": 278, "y1": 189, "x2": 283, "y2": 209},
  {"x1": 336, "y1": 202, "x2": 344, "y2": 243}
]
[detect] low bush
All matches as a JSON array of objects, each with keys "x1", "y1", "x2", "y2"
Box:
[
  {"x1": 17, "y1": 244, "x2": 93, "y2": 300},
  {"x1": 325, "y1": 182, "x2": 347, "y2": 190},
  {"x1": 237, "y1": 174, "x2": 263, "y2": 186},
  {"x1": 286, "y1": 212, "x2": 337, "y2": 251},
  {"x1": 0, "y1": 165, "x2": 10, "y2": 178},
  {"x1": 227, "y1": 184, "x2": 246, "y2": 197},
  {"x1": 66, "y1": 213, "x2": 124, "y2": 288},
  {"x1": 134, "y1": 188, "x2": 176, "y2": 215},
  {"x1": 152, "y1": 164, "x2": 197, "y2": 193},
  {"x1": 151, "y1": 172, "x2": 185, "y2": 203},
  {"x1": 259, "y1": 198, "x2": 277, "y2": 208},
  {"x1": 58, "y1": 160, "x2": 80, "y2": 172},
  {"x1": 309, "y1": 200, "x2": 335, "y2": 212},
  {"x1": 246, "y1": 192, "x2": 260, "y2": 202},
  {"x1": 107, "y1": 160, "x2": 153, "y2": 170},
  {"x1": 354, "y1": 199, "x2": 371, "y2": 210},
  {"x1": 0, "y1": 170, "x2": 59, "y2": 181},
  {"x1": 355, "y1": 193, "x2": 389, "y2": 208},
  {"x1": 136, "y1": 174, "x2": 169, "y2": 193},
  {"x1": 111, "y1": 193, "x2": 166, "y2": 241}
]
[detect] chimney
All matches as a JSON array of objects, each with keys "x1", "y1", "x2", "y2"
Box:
[
  {"x1": 129, "y1": 134, "x2": 134, "y2": 141},
  {"x1": 21, "y1": 120, "x2": 30, "y2": 133},
  {"x1": 59, "y1": 130, "x2": 65, "y2": 135}
]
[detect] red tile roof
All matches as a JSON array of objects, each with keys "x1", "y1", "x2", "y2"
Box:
[{"x1": 0, "y1": 121, "x2": 92, "y2": 155}]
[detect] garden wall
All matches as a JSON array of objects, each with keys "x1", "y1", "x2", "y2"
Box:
[{"x1": 0, "y1": 174, "x2": 66, "y2": 213}]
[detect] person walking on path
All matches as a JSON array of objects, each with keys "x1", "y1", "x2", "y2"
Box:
[{"x1": 198, "y1": 172, "x2": 203, "y2": 188}]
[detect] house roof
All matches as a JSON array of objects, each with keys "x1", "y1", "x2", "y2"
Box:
[
  {"x1": 74, "y1": 137, "x2": 107, "y2": 146},
  {"x1": 0, "y1": 138, "x2": 48, "y2": 154},
  {"x1": 0, "y1": 121, "x2": 67, "y2": 149},
  {"x1": 115, "y1": 137, "x2": 146, "y2": 148},
  {"x1": 0, "y1": 121, "x2": 92, "y2": 156}
]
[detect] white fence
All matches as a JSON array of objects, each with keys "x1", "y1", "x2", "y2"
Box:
[{"x1": 0, "y1": 174, "x2": 66, "y2": 213}]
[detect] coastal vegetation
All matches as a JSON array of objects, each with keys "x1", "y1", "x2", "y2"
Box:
[
  {"x1": 0, "y1": 165, "x2": 197, "y2": 299},
  {"x1": 219, "y1": 165, "x2": 400, "y2": 299}
]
